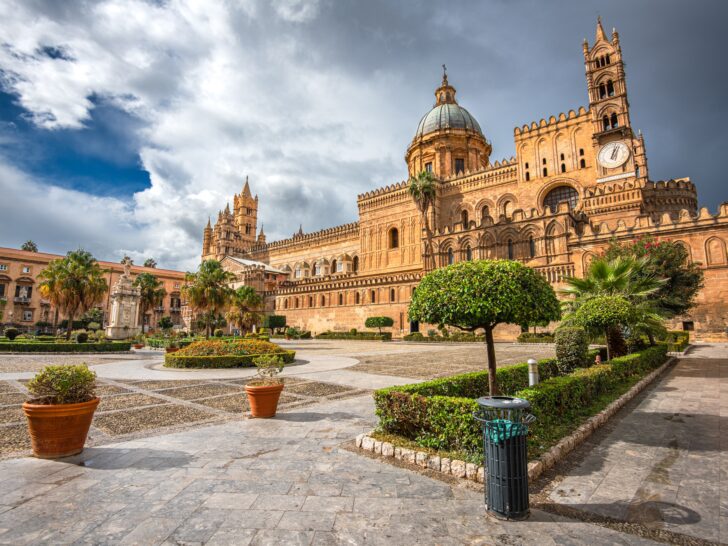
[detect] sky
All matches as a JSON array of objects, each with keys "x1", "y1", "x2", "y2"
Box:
[{"x1": 0, "y1": 0, "x2": 726, "y2": 271}]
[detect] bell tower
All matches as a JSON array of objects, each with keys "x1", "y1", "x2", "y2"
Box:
[
  {"x1": 233, "y1": 176, "x2": 258, "y2": 250},
  {"x1": 584, "y1": 18, "x2": 648, "y2": 182}
]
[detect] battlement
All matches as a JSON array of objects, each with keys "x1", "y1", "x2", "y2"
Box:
[
  {"x1": 514, "y1": 107, "x2": 589, "y2": 137},
  {"x1": 250, "y1": 222, "x2": 359, "y2": 253}
]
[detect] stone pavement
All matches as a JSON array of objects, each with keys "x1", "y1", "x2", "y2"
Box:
[
  {"x1": 548, "y1": 344, "x2": 727, "y2": 543},
  {"x1": 0, "y1": 395, "x2": 660, "y2": 545}
]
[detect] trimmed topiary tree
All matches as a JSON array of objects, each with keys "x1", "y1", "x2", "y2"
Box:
[
  {"x1": 572, "y1": 295, "x2": 633, "y2": 361},
  {"x1": 364, "y1": 316, "x2": 394, "y2": 334},
  {"x1": 408, "y1": 260, "x2": 561, "y2": 394},
  {"x1": 554, "y1": 327, "x2": 589, "y2": 373},
  {"x1": 262, "y1": 315, "x2": 286, "y2": 331}
]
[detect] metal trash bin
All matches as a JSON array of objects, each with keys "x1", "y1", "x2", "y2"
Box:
[{"x1": 473, "y1": 396, "x2": 535, "y2": 520}]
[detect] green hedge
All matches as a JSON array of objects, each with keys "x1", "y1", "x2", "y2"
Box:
[
  {"x1": 664, "y1": 330, "x2": 690, "y2": 352},
  {"x1": 373, "y1": 345, "x2": 668, "y2": 460},
  {"x1": 517, "y1": 332, "x2": 555, "y2": 343},
  {"x1": 316, "y1": 332, "x2": 391, "y2": 341},
  {"x1": 402, "y1": 332, "x2": 485, "y2": 343},
  {"x1": 0, "y1": 342, "x2": 132, "y2": 353},
  {"x1": 164, "y1": 350, "x2": 296, "y2": 368}
]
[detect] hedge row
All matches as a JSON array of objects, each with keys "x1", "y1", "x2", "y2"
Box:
[
  {"x1": 373, "y1": 345, "x2": 668, "y2": 459},
  {"x1": 517, "y1": 332, "x2": 555, "y2": 343},
  {"x1": 402, "y1": 333, "x2": 485, "y2": 343},
  {"x1": 664, "y1": 330, "x2": 690, "y2": 352},
  {"x1": 316, "y1": 332, "x2": 392, "y2": 341},
  {"x1": 164, "y1": 350, "x2": 296, "y2": 368},
  {"x1": 0, "y1": 342, "x2": 132, "y2": 353}
]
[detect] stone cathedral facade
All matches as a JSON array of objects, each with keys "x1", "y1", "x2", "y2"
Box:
[{"x1": 201, "y1": 20, "x2": 728, "y2": 340}]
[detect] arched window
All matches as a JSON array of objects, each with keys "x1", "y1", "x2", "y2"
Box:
[
  {"x1": 599, "y1": 83, "x2": 607, "y2": 99},
  {"x1": 294, "y1": 297, "x2": 299, "y2": 308},
  {"x1": 606, "y1": 80, "x2": 615, "y2": 97},
  {"x1": 461, "y1": 210, "x2": 469, "y2": 228},
  {"x1": 308, "y1": 296, "x2": 313, "y2": 307},
  {"x1": 390, "y1": 288, "x2": 396, "y2": 302},
  {"x1": 507, "y1": 239, "x2": 514, "y2": 260},
  {"x1": 610, "y1": 113, "x2": 618, "y2": 128},
  {"x1": 543, "y1": 186, "x2": 579, "y2": 213},
  {"x1": 284, "y1": 299, "x2": 289, "y2": 309},
  {"x1": 371, "y1": 290, "x2": 376, "y2": 303},
  {"x1": 389, "y1": 228, "x2": 399, "y2": 249},
  {"x1": 560, "y1": 153, "x2": 565, "y2": 161},
  {"x1": 481, "y1": 205, "x2": 490, "y2": 220},
  {"x1": 605, "y1": 54, "x2": 611, "y2": 65},
  {"x1": 543, "y1": 167, "x2": 548, "y2": 177},
  {"x1": 330, "y1": 259, "x2": 337, "y2": 274},
  {"x1": 580, "y1": 158, "x2": 586, "y2": 169},
  {"x1": 338, "y1": 293, "x2": 343, "y2": 306},
  {"x1": 355, "y1": 292, "x2": 360, "y2": 304},
  {"x1": 294, "y1": 266, "x2": 302, "y2": 279},
  {"x1": 313, "y1": 262, "x2": 320, "y2": 276},
  {"x1": 560, "y1": 163, "x2": 566, "y2": 173},
  {"x1": 525, "y1": 172, "x2": 530, "y2": 181},
  {"x1": 320, "y1": 295, "x2": 325, "y2": 306},
  {"x1": 529, "y1": 237, "x2": 536, "y2": 258},
  {"x1": 603, "y1": 115, "x2": 610, "y2": 131},
  {"x1": 579, "y1": 148, "x2": 584, "y2": 156},
  {"x1": 352, "y1": 256, "x2": 359, "y2": 273},
  {"x1": 465, "y1": 246, "x2": 472, "y2": 261},
  {"x1": 447, "y1": 248, "x2": 454, "y2": 265},
  {"x1": 502, "y1": 200, "x2": 513, "y2": 217}
]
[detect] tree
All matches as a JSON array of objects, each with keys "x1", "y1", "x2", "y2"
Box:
[
  {"x1": 364, "y1": 316, "x2": 394, "y2": 334},
  {"x1": 409, "y1": 260, "x2": 561, "y2": 394},
  {"x1": 143, "y1": 258, "x2": 157, "y2": 268},
  {"x1": 133, "y1": 273, "x2": 167, "y2": 333},
  {"x1": 38, "y1": 250, "x2": 108, "y2": 340},
  {"x1": 602, "y1": 236, "x2": 703, "y2": 318},
  {"x1": 21, "y1": 240, "x2": 38, "y2": 252},
  {"x1": 408, "y1": 170, "x2": 438, "y2": 269},
  {"x1": 181, "y1": 260, "x2": 235, "y2": 337},
  {"x1": 262, "y1": 315, "x2": 286, "y2": 331},
  {"x1": 158, "y1": 316, "x2": 174, "y2": 331},
  {"x1": 225, "y1": 286, "x2": 262, "y2": 334},
  {"x1": 561, "y1": 256, "x2": 667, "y2": 353},
  {"x1": 121, "y1": 255, "x2": 134, "y2": 265},
  {"x1": 572, "y1": 296, "x2": 633, "y2": 361}
]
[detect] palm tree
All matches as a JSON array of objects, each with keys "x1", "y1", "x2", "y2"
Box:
[
  {"x1": 408, "y1": 170, "x2": 438, "y2": 270},
  {"x1": 561, "y1": 256, "x2": 667, "y2": 357},
  {"x1": 143, "y1": 258, "x2": 157, "y2": 268},
  {"x1": 38, "y1": 250, "x2": 108, "y2": 340},
  {"x1": 21, "y1": 240, "x2": 38, "y2": 252},
  {"x1": 182, "y1": 260, "x2": 236, "y2": 337},
  {"x1": 133, "y1": 272, "x2": 167, "y2": 333},
  {"x1": 225, "y1": 286, "x2": 262, "y2": 334}
]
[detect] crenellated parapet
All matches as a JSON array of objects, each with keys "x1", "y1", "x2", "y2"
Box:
[
  {"x1": 642, "y1": 178, "x2": 698, "y2": 217},
  {"x1": 276, "y1": 271, "x2": 423, "y2": 296},
  {"x1": 514, "y1": 107, "x2": 589, "y2": 137},
  {"x1": 249, "y1": 222, "x2": 360, "y2": 254}
]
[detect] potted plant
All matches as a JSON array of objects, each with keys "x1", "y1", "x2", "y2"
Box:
[
  {"x1": 245, "y1": 355, "x2": 285, "y2": 418},
  {"x1": 132, "y1": 335, "x2": 144, "y2": 349},
  {"x1": 165, "y1": 339, "x2": 180, "y2": 353},
  {"x1": 22, "y1": 364, "x2": 99, "y2": 458}
]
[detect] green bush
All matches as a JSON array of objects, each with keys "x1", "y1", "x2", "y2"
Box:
[
  {"x1": 349, "y1": 328, "x2": 358, "y2": 335},
  {"x1": 0, "y1": 342, "x2": 131, "y2": 353},
  {"x1": 517, "y1": 332, "x2": 555, "y2": 343},
  {"x1": 364, "y1": 316, "x2": 394, "y2": 333},
  {"x1": 164, "y1": 350, "x2": 296, "y2": 368},
  {"x1": 555, "y1": 327, "x2": 589, "y2": 373},
  {"x1": 262, "y1": 315, "x2": 286, "y2": 329},
  {"x1": 403, "y1": 332, "x2": 425, "y2": 341},
  {"x1": 663, "y1": 330, "x2": 690, "y2": 352},
  {"x1": 402, "y1": 332, "x2": 484, "y2": 343},
  {"x1": 73, "y1": 330, "x2": 89, "y2": 343},
  {"x1": 316, "y1": 331, "x2": 391, "y2": 341},
  {"x1": 374, "y1": 346, "x2": 667, "y2": 460},
  {"x1": 27, "y1": 364, "x2": 97, "y2": 405},
  {"x1": 214, "y1": 328, "x2": 224, "y2": 337},
  {"x1": 4, "y1": 327, "x2": 19, "y2": 341},
  {"x1": 299, "y1": 330, "x2": 312, "y2": 339},
  {"x1": 285, "y1": 327, "x2": 302, "y2": 338},
  {"x1": 86, "y1": 321, "x2": 101, "y2": 331}
]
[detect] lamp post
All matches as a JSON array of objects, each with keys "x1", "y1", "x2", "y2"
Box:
[{"x1": 528, "y1": 358, "x2": 539, "y2": 386}]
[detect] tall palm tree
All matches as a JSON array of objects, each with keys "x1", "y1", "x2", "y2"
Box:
[
  {"x1": 561, "y1": 256, "x2": 667, "y2": 357},
  {"x1": 225, "y1": 286, "x2": 262, "y2": 334},
  {"x1": 182, "y1": 260, "x2": 236, "y2": 337},
  {"x1": 133, "y1": 272, "x2": 167, "y2": 333},
  {"x1": 38, "y1": 250, "x2": 108, "y2": 339},
  {"x1": 408, "y1": 170, "x2": 438, "y2": 270}
]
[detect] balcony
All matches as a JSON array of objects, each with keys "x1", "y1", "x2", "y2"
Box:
[
  {"x1": 170, "y1": 307, "x2": 181, "y2": 313},
  {"x1": 154, "y1": 306, "x2": 166, "y2": 313},
  {"x1": 14, "y1": 297, "x2": 30, "y2": 305}
]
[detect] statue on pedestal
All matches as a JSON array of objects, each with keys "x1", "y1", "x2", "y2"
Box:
[{"x1": 105, "y1": 258, "x2": 142, "y2": 340}]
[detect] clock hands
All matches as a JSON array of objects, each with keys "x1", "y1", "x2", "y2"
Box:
[{"x1": 610, "y1": 145, "x2": 619, "y2": 160}]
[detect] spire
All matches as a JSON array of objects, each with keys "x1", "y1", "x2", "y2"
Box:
[
  {"x1": 242, "y1": 176, "x2": 252, "y2": 198},
  {"x1": 434, "y1": 65, "x2": 457, "y2": 106},
  {"x1": 595, "y1": 16, "x2": 608, "y2": 42},
  {"x1": 297, "y1": 224, "x2": 304, "y2": 236},
  {"x1": 224, "y1": 202, "x2": 230, "y2": 215},
  {"x1": 205, "y1": 217, "x2": 212, "y2": 230}
]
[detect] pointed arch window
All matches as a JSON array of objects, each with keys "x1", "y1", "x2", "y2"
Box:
[
  {"x1": 352, "y1": 256, "x2": 359, "y2": 273},
  {"x1": 507, "y1": 239, "x2": 514, "y2": 260},
  {"x1": 447, "y1": 248, "x2": 454, "y2": 265},
  {"x1": 355, "y1": 292, "x2": 360, "y2": 304},
  {"x1": 461, "y1": 210, "x2": 469, "y2": 229},
  {"x1": 481, "y1": 205, "x2": 490, "y2": 221},
  {"x1": 599, "y1": 83, "x2": 607, "y2": 99},
  {"x1": 465, "y1": 246, "x2": 473, "y2": 261},
  {"x1": 389, "y1": 228, "x2": 399, "y2": 249},
  {"x1": 561, "y1": 163, "x2": 566, "y2": 173},
  {"x1": 610, "y1": 113, "x2": 618, "y2": 128},
  {"x1": 529, "y1": 237, "x2": 536, "y2": 258},
  {"x1": 330, "y1": 259, "x2": 337, "y2": 274},
  {"x1": 543, "y1": 185, "x2": 579, "y2": 213},
  {"x1": 603, "y1": 115, "x2": 610, "y2": 131},
  {"x1": 606, "y1": 80, "x2": 615, "y2": 96}
]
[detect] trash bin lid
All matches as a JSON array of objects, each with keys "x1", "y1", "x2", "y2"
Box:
[{"x1": 476, "y1": 396, "x2": 531, "y2": 410}]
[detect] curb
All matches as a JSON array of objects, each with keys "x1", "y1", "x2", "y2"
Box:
[{"x1": 355, "y1": 357, "x2": 676, "y2": 484}]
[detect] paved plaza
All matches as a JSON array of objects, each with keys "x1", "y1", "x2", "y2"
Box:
[{"x1": 0, "y1": 341, "x2": 724, "y2": 544}]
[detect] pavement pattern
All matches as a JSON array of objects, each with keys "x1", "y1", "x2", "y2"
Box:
[{"x1": 548, "y1": 344, "x2": 727, "y2": 544}]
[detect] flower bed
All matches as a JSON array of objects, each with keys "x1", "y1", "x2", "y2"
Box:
[
  {"x1": 163, "y1": 339, "x2": 295, "y2": 368},
  {"x1": 0, "y1": 342, "x2": 131, "y2": 353},
  {"x1": 316, "y1": 332, "x2": 391, "y2": 341},
  {"x1": 373, "y1": 345, "x2": 667, "y2": 462}
]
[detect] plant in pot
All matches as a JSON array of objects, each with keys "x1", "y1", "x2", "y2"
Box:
[
  {"x1": 22, "y1": 364, "x2": 99, "y2": 458},
  {"x1": 245, "y1": 355, "x2": 284, "y2": 418},
  {"x1": 132, "y1": 335, "x2": 144, "y2": 349}
]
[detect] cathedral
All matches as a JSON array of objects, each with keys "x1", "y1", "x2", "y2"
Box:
[{"x1": 201, "y1": 20, "x2": 728, "y2": 340}]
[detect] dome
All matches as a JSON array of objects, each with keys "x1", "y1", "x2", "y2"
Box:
[{"x1": 415, "y1": 103, "x2": 483, "y2": 139}]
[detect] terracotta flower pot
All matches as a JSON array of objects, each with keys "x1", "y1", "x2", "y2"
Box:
[
  {"x1": 245, "y1": 383, "x2": 284, "y2": 418},
  {"x1": 23, "y1": 397, "x2": 99, "y2": 459},
  {"x1": 133, "y1": 344, "x2": 144, "y2": 349},
  {"x1": 166, "y1": 347, "x2": 179, "y2": 353}
]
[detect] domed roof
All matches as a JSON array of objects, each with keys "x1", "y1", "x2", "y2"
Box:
[{"x1": 415, "y1": 103, "x2": 483, "y2": 139}]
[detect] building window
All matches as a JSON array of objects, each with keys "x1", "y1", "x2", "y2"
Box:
[
  {"x1": 605, "y1": 54, "x2": 611, "y2": 65},
  {"x1": 682, "y1": 321, "x2": 694, "y2": 331},
  {"x1": 389, "y1": 228, "x2": 399, "y2": 249},
  {"x1": 352, "y1": 256, "x2": 359, "y2": 273},
  {"x1": 390, "y1": 288, "x2": 396, "y2": 302},
  {"x1": 22, "y1": 266, "x2": 31, "y2": 274},
  {"x1": 295, "y1": 267, "x2": 302, "y2": 279},
  {"x1": 465, "y1": 246, "x2": 472, "y2": 261},
  {"x1": 525, "y1": 162, "x2": 529, "y2": 169},
  {"x1": 543, "y1": 185, "x2": 579, "y2": 213},
  {"x1": 610, "y1": 113, "x2": 618, "y2": 128},
  {"x1": 542, "y1": 158, "x2": 546, "y2": 165},
  {"x1": 330, "y1": 260, "x2": 337, "y2": 274},
  {"x1": 371, "y1": 290, "x2": 376, "y2": 303},
  {"x1": 561, "y1": 163, "x2": 566, "y2": 173},
  {"x1": 313, "y1": 262, "x2": 320, "y2": 276},
  {"x1": 481, "y1": 206, "x2": 490, "y2": 220},
  {"x1": 338, "y1": 293, "x2": 343, "y2": 305},
  {"x1": 320, "y1": 295, "x2": 326, "y2": 306},
  {"x1": 579, "y1": 148, "x2": 584, "y2": 156},
  {"x1": 284, "y1": 299, "x2": 289, "y2": 309},
  {"x1": 525, "y1": 172, "x2": 530, "y2": 181},
  {"x1": 602, "y1": 115, "x2": 610, "y2": 131},
  {"x1": 15, "y1": 285, "x2": 32, "y2": 299},
  {"x1": 337, "y1": 261, "x2": 343, "y2": 272},
  {"x1": 543, "y1": 167, "x2": 548, "y2": 177},
  {"x1": 245, "y1": 224, "x2": 251, "y2": 235},
  {"x1": 580, "y1": 158, "x2": 586, "y2": 169},
  {"x1": 425, "y1": 162, "x2": 432, "y2": 172},
  {"x1": 461, "y1": 210, "x2": 469, "y2": 228},
  {"x1": 529, "y1": 237, "x2": 536, "y2": 258},
  {"x1": 447, "y1": 249, "x2": 454, "y2": 265},
  {"x1": 355, "y1": 292, "x2": 360, "y2": 304},
  {"x1": 599, "y1": 83, "x2": 607, "y2": 99},
  {"x1": 0, "y1": 284, "x2": 5, "y2": 297},
  {"x1": 294, "y1": 298, "x2": 299, "y2": 308},
  {"x1": 23, "y1": 310, "x2": 33, "y2": 322},
  {"x1": 308, "y1": 296, "x2": 313, "y2": 307},
  {"x1": 0, "y1": 264, "x2": 7, "y2": 271},
  {"x1": 454, "y1": 158, "x2": 465, "y2": 174},
  {"x1": 507, "y1": 239, "x2": 514, "y2": 260},
  {"x1": 560, "y1": 153, "x2": 565, "y2": 161},
  {"x1": 607, "y1": 80, "x2": 615, "y2": 97}
]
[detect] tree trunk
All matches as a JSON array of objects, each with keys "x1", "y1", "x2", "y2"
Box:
[
  {"x1": 606, "y1": 326, "x2": 627, "y2": 358},
  {"x1": 66, "y1": 311, "x2": 75, "y2": 340},
  {"x1": 484, "y1": 325, "x2": 498, "y2": 395},
  {"x1": 604, "y1": 328, "x2": 611, "y2": 362},
  {"x1": 647, "y1": 331, "x2": 656, "y2": 346}
]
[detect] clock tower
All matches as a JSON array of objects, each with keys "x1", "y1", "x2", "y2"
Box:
[{"x1": 583, "y1": 18, "x2": 649, "y2": 183}]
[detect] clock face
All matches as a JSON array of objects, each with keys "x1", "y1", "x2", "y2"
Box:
[{"x1": 598, "y1": 141, "x2": 630, "y2": 169}]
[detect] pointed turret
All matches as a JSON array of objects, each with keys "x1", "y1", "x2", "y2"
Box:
[
  {"x1": 242, "y1": 176, "x2": 252, "y2": 198},
  {"x1": 434, "y1": 64, "x2": 457, "y2": 106},
  {"x1": 205, "y1": 217, "x2": 212, "y2": 230},
  {"x1": 257, "y1": 224, "x2": 266, "y2": 244},
  {"x1": 595, "y1": 16, "x2": 608, "y2": 43},
  {"x1": 224, "y1": 203, "x2": 231, "y2": 216}
]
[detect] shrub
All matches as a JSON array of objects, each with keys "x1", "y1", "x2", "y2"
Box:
[
  {"x1": 4, "y1": 327, "x2": 19, "y2": 340},
  {"x1": 554, "y1": 327, "x2": 589, "y2": 373},
  {"x1": 214, "y1": 328, "x2": 224, "y2": 337},
  {"x1": 73, "y1": 330, "x2": 89, "y2": 343},
  {"x1": 86, "y1": 321, "x2": 101, "y2": 332},
  {"x1": 165, "y1": 350, "x2": 296, "y2": 368},
  {"x1": 365, "y1": 316, "x2": 394, "y2": 334},
  {"x1": 0, "y1": 342, "x2": 131, "y2": 353},
  {"x1": 26, "y1": 364, "x2": 97, "y2": 405},
  {"x1": 316, "y1": 331, "x2": 391, "y2": 341},
  {"x1": 285, "y1": 327, "x2": 302, "y2": 339},
  {"x1": 517, "y1": 332, "x2": 555, "y2": 343},
  {"x1": 349, "y1": 328, "x2": 358, "y2": 335},
  {"x1": 176, "y1": 339, "x2": 288, "y2": 357},
  {"x1": 299, "y1": 330, "x2": 312, "y2": 339},
  {"x1": 403, "y1": 332, "x2": 425, "y2": 341},
  {"x1": 250, "y1": 354, "x2": 284, "y2": 385},
  {"x1": 262, "y1": 315, "x2": 286, "y2": 330}
]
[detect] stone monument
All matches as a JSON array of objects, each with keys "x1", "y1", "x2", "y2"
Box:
[{"x1": 105, "y1": 257, "x2": 142, "y2": 340}]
